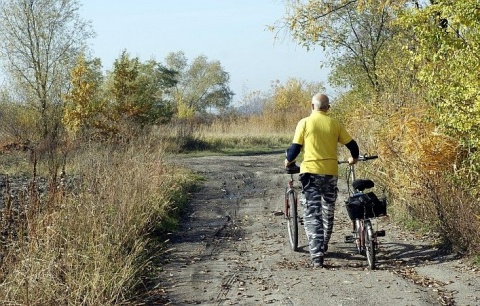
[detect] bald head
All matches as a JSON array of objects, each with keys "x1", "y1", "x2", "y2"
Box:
[{"x1": 312, "y1": 93, "x2": 330, "y2": 111}]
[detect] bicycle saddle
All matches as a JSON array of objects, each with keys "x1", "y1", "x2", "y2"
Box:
[
  {"x1": 352, "y1": 179, "x2": 374, "y2": 191},
  {"x1": 285, "y1": 163, "x2": 300, "y2": 174}
]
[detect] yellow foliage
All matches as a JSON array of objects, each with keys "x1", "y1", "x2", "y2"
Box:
[
  {"x1": 336, "y1": 94, "x2": 466, "y2": 223},
  {"x1": 177, "y1": 101, "x2": 195, "y2": 119},
  {"x1": 379, "y1": 105, "x2": 459, "y2": 175},
  {"x1": 63, "y1": 54, "x2": 104, "y2": 137},
  {"x1": 269, "y1": 78, "x2": 323, "y2": 112}
]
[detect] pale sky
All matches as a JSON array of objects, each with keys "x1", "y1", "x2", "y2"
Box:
[{"x1": 79, "y1": 0, "x2": 331, "y2": 105}]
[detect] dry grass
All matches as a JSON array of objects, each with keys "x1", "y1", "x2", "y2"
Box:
[
  {"x1": 150, "y1": 113, "x2": 298, "y2": 154},
  {"x1": 0, "y1": 108, "x2": 301, "y2": 305},
  {"x1": 0, "y1": 134, "x2": 197, "y2": 305}
]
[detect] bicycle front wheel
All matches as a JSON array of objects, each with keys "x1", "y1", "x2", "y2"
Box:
[
  {"x1": 286, "y1": 190, "x2": 298, "y2": 251},
  {"x1": 364, "y1": 220, "x2": 376, "y2": 269}
]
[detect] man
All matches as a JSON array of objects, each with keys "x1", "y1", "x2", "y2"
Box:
[{"x1": 284, "y1": 93, "x2": 359, "y2": 268}]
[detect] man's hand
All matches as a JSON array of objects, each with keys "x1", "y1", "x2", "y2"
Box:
[
  {"x1": 284, "y1": 159, "x2": 296, "y2": 167},
  {"x1": 348, "y1": 157, "x2": 358, "y2": 165}
]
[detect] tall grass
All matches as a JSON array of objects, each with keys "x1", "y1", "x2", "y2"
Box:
[
  {"x1": 0, "y1": 134, "x2": 197, "y2": 305},
  {"x1": 151, "y1": 113, "x2": 297, "y2": 154}
]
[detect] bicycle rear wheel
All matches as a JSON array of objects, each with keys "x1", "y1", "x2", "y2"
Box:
[
  {"x1": 364, "y1": 220, "x2": 376, "y2": 269},
  {"x1": 286, "y1": 190, "x2": 298, "y2": 251}
]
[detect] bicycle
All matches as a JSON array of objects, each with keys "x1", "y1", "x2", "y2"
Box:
[
  {"x1": 339, "y1": 155, "x2": 387, "y2": 270},
  {"x1": 284, "y1": 163, "x2": 301, "y2": 251}
]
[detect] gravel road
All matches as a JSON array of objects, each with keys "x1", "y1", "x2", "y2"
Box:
[{"x1": 148, "y1": 153, "x2": 480, "y2": 306}]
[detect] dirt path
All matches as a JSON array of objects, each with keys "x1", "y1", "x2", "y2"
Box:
[{"x1": 148, "y1": 154, "x2": 480, "y2": 306}]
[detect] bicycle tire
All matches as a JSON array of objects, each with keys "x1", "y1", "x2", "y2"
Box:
[
  {"x1": 364, "y1": 220, "x2": 376, "y2": 269},
  {"x1": 286, "y1": 190, "x2": 298, "y2": 251}
]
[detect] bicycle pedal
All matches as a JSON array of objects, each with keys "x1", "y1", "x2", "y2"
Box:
[
  {"x1": 344, "y1": 235, "x2": 354, "y2": 243},
  {"x1": 376, "y1": 230, "x2": 386, "y2": 237}
]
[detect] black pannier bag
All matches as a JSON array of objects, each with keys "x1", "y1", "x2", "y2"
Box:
[{"x1": 345, "y1": 192, "x2": 387, "y2": 220}]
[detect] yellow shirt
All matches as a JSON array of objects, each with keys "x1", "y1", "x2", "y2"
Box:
[{"x1": 292, "y1": 111, "x2": 352, "y2": 176}]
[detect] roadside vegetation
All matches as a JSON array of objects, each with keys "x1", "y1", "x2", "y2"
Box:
[
  {"x1": 0, "y1": 138, "x2": 197, "y2": 305},
  {"x1": 0, "y1": 0, "x2": 479, "y2": 304},
  {"x1": 276, "y1": 0, "x2": 480, "y2": 256}
]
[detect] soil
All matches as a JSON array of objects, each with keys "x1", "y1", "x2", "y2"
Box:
[{"x1": 146, "y1": 153, "x2": 480, "y2": 306}]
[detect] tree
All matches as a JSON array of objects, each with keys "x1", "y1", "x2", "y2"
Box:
[
  {"x1": 269, "y1": 78, "x2": 324, "y2": 112},
  {"x1": 265, "y1": 78, "x2": 325, "y2": 129},
  {"x1": 236, "y1": 90, "x2": 269, "y2": 116},
  {"x1": 397, "y1": 0, "x2": 480, "y2": 184},
  {"x1": 0, "y1": 0, "x2": 94, "y2": 141},
  {"x1": 107, "y1": 51, "x2": 177, "y2": 126},
  {"x1": 165, "y1": 51, "x2": 234, "y2": 117},
  {"x1": 273, "y1": 0, "x2": 397, "y2": 95},
  {"x1": 63, "y1": 54, "x2": 105, "y2": 137}
]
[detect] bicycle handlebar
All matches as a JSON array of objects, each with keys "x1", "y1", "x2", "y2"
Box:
[
  {"x1": 338, "y1": 154, "x2": 378, "y2": 164},
  {"x1": 285, "y1": 163, "x2": 300, "y2": 174},
  {"x1": 361, "y1": 155, "x2": 378, "y2": 161}
]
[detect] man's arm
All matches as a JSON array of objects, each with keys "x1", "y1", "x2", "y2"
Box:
[
  {"x1": 285, "y1": 143, "x2": 302, "y2": 167},
  {"x1": 345, "y1": 140, "x2": 359, "y2": 164},
  {"x1": 286, "y1": 118, "x2": 306, "y2": 167}
]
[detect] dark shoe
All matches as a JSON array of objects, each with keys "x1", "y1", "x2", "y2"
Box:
[{"x1": 312, "y1": 256, "x2": 324, "y2": 268}]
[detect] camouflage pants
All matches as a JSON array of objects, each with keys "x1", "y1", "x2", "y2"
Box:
[{"x1": 300, "y1": 173, "x2": 338, "y2": 259}]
